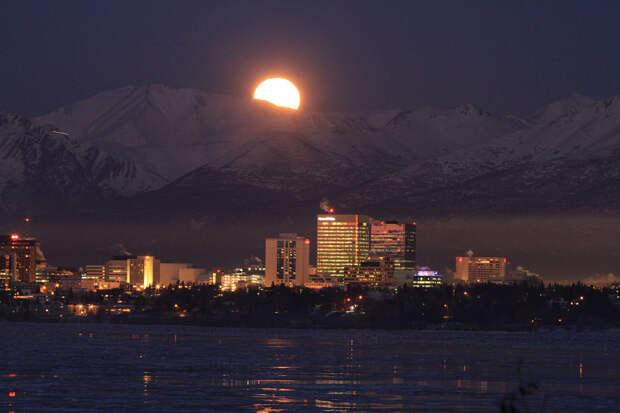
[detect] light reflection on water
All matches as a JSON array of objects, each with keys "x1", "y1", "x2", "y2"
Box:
[{"x1": 1, "y1": 323, "x2": 620, "y2": 412}]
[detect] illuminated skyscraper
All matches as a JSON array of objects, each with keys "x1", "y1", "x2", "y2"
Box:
[
  {"x1": 370, "y1": 220, "x2": 416, "y2": 276},
  {"x1": 456, "y1": 250, "x2": 506, "y2": 283},
  {"x1": 0, "y1": 234, "x2": 38, "y2": 283},
  {"x1": 316, "y1": 214, "x2": 371, "y2": 277},
  {"x1": 265, "y1": 233, "x2": 310, "y2": 287}
]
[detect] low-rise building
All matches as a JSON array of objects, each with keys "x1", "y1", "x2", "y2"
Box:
[
  {"x1": 344, "y1": 256, "x2": 394, "y2": 287},
  {"x1": 160, "y1": 263, "x2": 191, "y2": 286},
  {"x1": 455, "y1": 250, "x2": 506, "y2": 283},
  {"x1": 105, "y1": 255, "x2": 160, "y2": 288},
  {"x1": 84, "y1": 265, "x2": 106, "y2": 280},
  {"x1": 411, "y1": 267, "x2": 443, "y2": 288},
  {"x1": 220, "y1": 266, "x2": 265, "y2": 291}
]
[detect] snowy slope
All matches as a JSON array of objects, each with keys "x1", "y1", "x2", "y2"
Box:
[
  {"x1": 24, "y1": 84, "x2": 620, "y2": 214},
  {"x1": 34, "y1": 84, "x2": 524, "y2": 194},
  {"x1": 338, "y1": 94, "x2": 620, "y2": 212},
  {"x1": 0, "y1": 113, "x2": 167, "y2": 211}
]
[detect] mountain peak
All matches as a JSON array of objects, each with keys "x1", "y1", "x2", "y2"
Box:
[{"x1": 530, "y1": 93, "x2": 596, "y2": 125}]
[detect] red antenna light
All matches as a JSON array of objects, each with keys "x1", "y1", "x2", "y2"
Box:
[
  {"x1": 328, "y1": 208, "x2": 335, "y2": 214},
  {"x1": 304, "y1": 239, "x2": 310, "y2": 245},
  {"x1": 413, "y1": 221, "x2": 417, "y2": 225},
  {"x1": 10, "y1": 234, "x2": 19, "y2": 241},
  {"x1": 458, "y1": 257, "x2": 463, "y2": 262},
  {"x1": 24, "y1": 217, "x2": 30, "y2": 223}
]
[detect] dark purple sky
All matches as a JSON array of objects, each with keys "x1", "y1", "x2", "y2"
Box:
[{"x1": 1, "y1": 0, "x2": 620, "y2": 116}]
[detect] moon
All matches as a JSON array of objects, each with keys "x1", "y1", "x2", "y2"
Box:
[{"x1": 253, "y1": 78, "x2": 300, "y2": 110}]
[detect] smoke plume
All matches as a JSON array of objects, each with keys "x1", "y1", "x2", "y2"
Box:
[
  {"x1": 320, "y1": 198, "x2": 334, "y2": 213},
  {"x1": 581, "y1": 272, "x2": 619, "y2": 287}
]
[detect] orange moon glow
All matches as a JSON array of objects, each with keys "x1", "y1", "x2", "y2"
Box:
[{"x1": 253, "y1": 78, "x2": 300, "y2": 110}]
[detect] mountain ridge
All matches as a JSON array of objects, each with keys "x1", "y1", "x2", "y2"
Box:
[{"x1": 0, "y1": 84, "x2": 611, "y2": 216}]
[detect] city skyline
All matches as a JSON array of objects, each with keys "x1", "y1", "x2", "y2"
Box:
[
  {"x1": 0, "y1": 206, "x2": 581, "y2": 291},
  {"x1": 2, "y1": 3, "x2": 620, "y2": 411}
]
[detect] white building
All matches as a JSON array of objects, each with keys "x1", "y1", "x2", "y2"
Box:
[{"x1": 265, "y1": 233, "x2": 310, "y2": 287}]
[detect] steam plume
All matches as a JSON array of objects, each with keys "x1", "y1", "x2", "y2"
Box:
[{"x1": 320, "y1": 198, "x2": 334, "y2": 213}]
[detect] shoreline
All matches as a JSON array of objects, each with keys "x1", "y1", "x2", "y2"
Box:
[{"x1": 3, "y1": 314, "x2": 618, "y2": 332}]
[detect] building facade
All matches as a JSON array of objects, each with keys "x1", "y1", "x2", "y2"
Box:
[
  {"x1": 159, "y1": 263, "x2": 191, "y2": 286},
  {"x1": 265, "y1": 233, "x2": 310, "y2": 287},
  {"x1": 317, "y1": 214, "x2": 371, "y2": 277},
  {"x1": 105, "y1": 256, "x2": 133, "y2": 282},
  {"x1": 0, "y1": 252, "x2": 14, "y2": 290},
  {"x1": 130, "y1": 256, "x2": 160, "y2": 288},
  {"x1": 105, "y1": 255, "x2": 160, "y2": 287},
  {"x1": 85, "y1": 265, "x2": 106, "y2": 280},
  {"x1": 0, "y1": 234, "x2": 38, "y2": 283},
  {"x1": 455, "y1": 251, "x2": 506, "y2": 283},
  {"x1": 411, "y1": 268, "x2": 443, "y2": 288},
  {"x1": 344, "y1": 256, "x2": 394, "y2": 286},
  {"x1": 370, "y1": 220, "x2": 416, "y2": 283}
]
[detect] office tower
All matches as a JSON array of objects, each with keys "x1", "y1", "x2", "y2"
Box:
[
  {"x1": 265, "y1": 233, "x2": 310, "y2": 287},
  {"x1": 455, "y1": 250, "x2": 506, "y2": 283},
  {"x1": 370, "y1": 220, "x2": 416, "y2": 281},
  {"x1": 344, "y1": 256, "x2": 394, "y2": 286},
  {"x1": 0, "y1": 234, "x2": 38, "y2": 283},
  {"x1": 316, "y1": 214, "x2": 371, "y2": 277}
]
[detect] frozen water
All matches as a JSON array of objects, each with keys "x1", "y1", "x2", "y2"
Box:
[{"x1": 2, "y1": 323, "x2": 619, "y2": 412}]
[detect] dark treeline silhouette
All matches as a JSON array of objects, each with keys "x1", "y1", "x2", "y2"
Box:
[{"x1": 1, "y1": 282, "x2": 618, "y2": 330}]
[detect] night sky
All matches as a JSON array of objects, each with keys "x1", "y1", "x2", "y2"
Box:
[{"x1": 2, "y1": 0, "x2": 620, "y2": 116}]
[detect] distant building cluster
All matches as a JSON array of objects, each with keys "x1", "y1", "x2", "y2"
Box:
[
  {"x1": 1, "y1": 208, "x2": 549, "y2": 297},
  {"x1": 265, "y1": 213, "x2": 419, "y2": 288}
]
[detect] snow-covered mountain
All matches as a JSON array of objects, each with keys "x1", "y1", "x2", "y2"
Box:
[
  {"x1": 34, "y1": 84, "x2": 524, "y2": 196},
  {"x1": 3, "y1": 84, "x2": 616, "y2": 215},
  {"x1": 339, "y1": 94, "x2": 620, "y2": 213},
  {"x1": 0, "y1": 113, "x2": 166, "y2": 212}
]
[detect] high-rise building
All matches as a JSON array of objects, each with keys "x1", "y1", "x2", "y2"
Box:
[
  {"x1": 0, "y1": 234, "x2": 38, "y2": 283},
  {"x1": 455, "y1": 250, "x2": 506, "y2": 283},
  {"x1": 316, "y1": 214, "x2": 371, "y2": 277},
  {"x1": 265, "y1": 233, "x2": 310, "y2": 287},
  {"x1": 370, "y1": 220, "x2": 416, "y2": 282}
]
